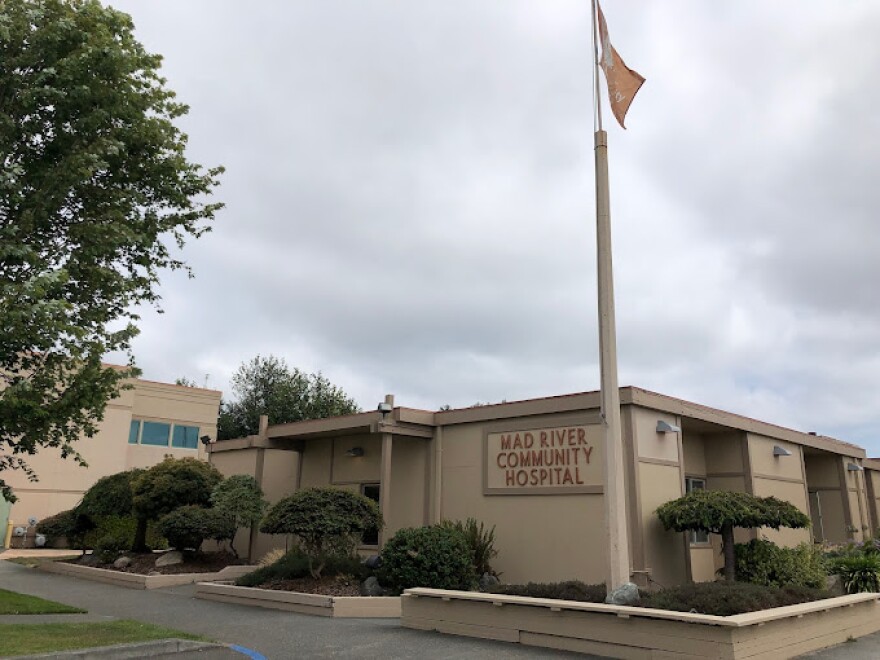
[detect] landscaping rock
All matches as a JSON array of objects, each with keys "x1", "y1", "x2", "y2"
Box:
[
  {"x1": 113, "y1": 556, "x2": 131, "y2": 569},
  {"x1": 363, "y1": 555, "x2": 382, "y2": 570},
  {"x1": 79, "y1": 554, "x2": 102, "y2": 567},
  {"x1": 155, "y1": 550, "x2": 183, "y2": 567},
  {"x1": 826, "y1": 574, "x2": 845, "y2": 596},
  {"x1": 605, "y1": 582, "x2": 640, "y2": 606},
  {"x1": 360, "y1": 576, "x2": 384, "y2": 597},
  {"x1": 479, "y1": 573, "x2": 500, "y2": 591}
]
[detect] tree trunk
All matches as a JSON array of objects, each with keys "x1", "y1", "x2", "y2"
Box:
[
  {"x1": 132, "y1": 517, "x2": 148, "y2": 552},
  {"x1": 721, "y1": 524, "x2": 736, "y2": 581}
]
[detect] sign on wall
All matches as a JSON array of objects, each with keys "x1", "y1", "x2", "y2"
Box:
[{"x1": 485, "y1": 424, "x2": 604, "y2": 495}]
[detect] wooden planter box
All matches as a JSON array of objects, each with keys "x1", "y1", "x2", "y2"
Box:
[
  {"x1": 195, "y1": 582, "x2": 401, "y2": 618},
  {"x1": 40, "y1": 561, "x2": 256, "y2": 590},
  {"x1": 402, "y1": 588, "x2": 880, "y2": 660}
]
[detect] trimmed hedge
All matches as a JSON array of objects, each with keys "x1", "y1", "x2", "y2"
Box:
[
  {"x1": 378, "y1": 525, "x2": 476, "y2": 594},
  {"x1": 235, "y1": 548, "x2": 367, "y2": 587},
  {"x1": 640, "y1": 582, "x2": 830, "y2": 616},
  {"x1": 734, "y1": 539, "x2": 826, "y2": 588},
  {"x1": 158, "y1": 506, "x2": 213, "y2": 551},
  {"x1": 489, "y1": 581, "x2": 605, "y2": 602}
]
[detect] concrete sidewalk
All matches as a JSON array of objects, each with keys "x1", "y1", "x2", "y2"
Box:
[
  {"x1": 3, "y1": 559, "x2": 878, "y2": 659},
  {"x1": 0, "y1": 560, "x2": 579, "y2": 659}
]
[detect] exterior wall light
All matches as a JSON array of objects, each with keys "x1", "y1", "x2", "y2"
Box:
[
  {"x1": 345, "y1": 447, "x2": 365, "y2": 458},
  {"x1": 656, "y1": 420, "x2": 681, "y2": 434},
  {"x1": 377, "y1": 402, "x2": 392, "y2": 417},
  {"x1": 772, "y1": 445, "x2": 792, "y2": 457},
  {"x1": 847, "y1": 462, "x2": 864, "y2": 471}
]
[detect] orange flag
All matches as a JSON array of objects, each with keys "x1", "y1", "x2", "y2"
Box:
[{"x1": 597, "y1": 1, "x2": 645, "y2": 129}]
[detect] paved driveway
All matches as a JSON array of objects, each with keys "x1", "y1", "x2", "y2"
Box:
[{"x1": 2, "y1": 558, "x2": 878, "y2": 659}]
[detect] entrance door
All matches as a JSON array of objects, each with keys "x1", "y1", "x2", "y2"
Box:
[{"x1": 809, "y1": 491, "x2": 825, "y2": 543}]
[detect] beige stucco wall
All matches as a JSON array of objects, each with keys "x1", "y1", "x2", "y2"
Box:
[
  {"x1": 440, "y1": 412, "x2": 607, "y2": 585},
  {"x1": 748, "y1": 434, "x2": 810, "y2": 547},
  {"x1": 804, "y1": 453, "x2": 848, "y2": 543},
  {"x1": 7, "y1": 379, "x2": 220, "y2": 528},
  {"x1": 631, "y1": 407, "x2": 687, "y2": 587}
]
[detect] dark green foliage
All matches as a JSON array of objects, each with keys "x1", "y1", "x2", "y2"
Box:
[
  {"x1": 210, "y1": 475, "x2": 267, "y2": 557},
  {"x1": 131, "y1": 458, "x2": 223, "y2": 550},
  {"x1": 0, "y1": 0, "x2": 222, "y2": 502},
  {"x1": 78, "y1": 470, "x2": 144, "y2": 519},
  {"x1": 656, "y1": 490, "x2": 811, "y2": 580},
  {"x1": 82, "y1": 516, "x2": 166, "y2": 552},
  {"x1": 734, "y1": 539, "x2": 827, "y2": 588},
  {"x1": 639, "y1": 582, "x2": 830, "y2": 616},
  {"x1": 35, "y1": 509, "x2": 80, "y2": 543},
  {"x1": 378, "y1": 525, "x2": 477, "y2": 594},
  {"x1": 828, "y1": 554, "x2": 880, "y2": 594},
  {"x1": 439, "y1": 518, "x2": 498, "y2": 576},
  {"x1": 234, "y1": 548, "x2": 368, "y2": 587},
  {"x1": 158, "y1": 506, "x2": 213, "y2": 551},
  {"x1": 217, "y1": 356, "x2": 359, "y2": 440},
  {"x1": 260, "y1": 487, "x2": 382, "y2": 579},
  {"x1": 489, "y1": 581, "x2": 606, "y2": 602},
  {"x1": 94, "y1": 531, "x2": 130, "y2": 563}
]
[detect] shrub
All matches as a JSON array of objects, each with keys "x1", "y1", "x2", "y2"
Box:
[
  {"x1": 131, "y1": 457, "x2": 224, "y2": 551},
  {"x1": 439, "y1": 517, "x2": 498, "y2": 576},
  {"x1": 378, "y1": 525, "x2": 476, "y2": 594},
  {"x1": 829, "y1": 554, "x2": 880, "y2": 594},
  {"x1": 735, "y1": 539, "x2": 826, "y2": 588},
  {"x1": 234, "y1": 547, "x2": 367, "y2": 587},
  {"x1": 36, "y1": 509, "x2": 79, "y2": 546},
  {"x1": 81, "y1": 515, "x2": 166, "y2": 552},
  {"x1": 158, "y1": 506, "x2": 214, "y2": 551},
  {"x1": 260, "y1": 487, "x2": 382, "y2": 578},
  {"x1": 94, "y1": 531, "x2": 131, "y2": 563},
  {"x1": 640, "y1": 582, "x2": 829, "y2": 616},
  {"x1": 78, "y1": 470, "x2": 144, "y2": 519},
  {"x1": 258, "y1": 548, "x2": 286, "y2": 568},
  {"x1": 210, "y1": 474, "x2": 267, "y2": 558},
  {"x1": 489, "y1": 581, "x2": 605, "y2": 602}
]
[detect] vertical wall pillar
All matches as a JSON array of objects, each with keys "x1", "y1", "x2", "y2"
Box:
[
  {"x1": 247, "y1": 414, "x2": 270, "y2": 561},
  {"x1": 379, "y1": 432, "x2": 393, "y2": 547}
]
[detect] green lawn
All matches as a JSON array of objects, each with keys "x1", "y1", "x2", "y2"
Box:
[
  {"x1": 0, "y1": 588, "x2": 84, "y2": 615},
  {"x1": 0, "y1": 620, "x2": 205, "y2": 656}
]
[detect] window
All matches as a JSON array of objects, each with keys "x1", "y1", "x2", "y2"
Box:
[
  {"x1": 685, "y1": 477, "x2": 710, "y2": 544},
  {"x1": 172, "y1": 425, "x2": 199, "y2": 449},
  {"x1": 128, "y1": 420, "x2": 141, "y2": 445},
  {"x1": 140, "y1": 421, "x2": 171, "y2": 447},
  {"x1": 360, "y1": 483, "x2": 380, "y2": 546}
]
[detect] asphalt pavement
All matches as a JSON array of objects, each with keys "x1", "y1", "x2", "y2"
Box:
[{"x1": 2, "y1": 557, "x2": 879, "y2": 659}]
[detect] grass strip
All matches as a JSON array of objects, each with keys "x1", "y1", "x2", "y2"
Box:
[
  {"x1": 4, "y1": 556, "x2": 80, "y2": 568},
  {"x1": 0, "y1": 589, "x2": 85, "y2": 615},
  {"x1": 0, "y1": 620, "x2": 205, "y2": 656}
]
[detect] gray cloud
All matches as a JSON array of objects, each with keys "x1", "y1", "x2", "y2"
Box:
[{"x1": 105, "y1": 0, "x2": 880, "y2": 452}]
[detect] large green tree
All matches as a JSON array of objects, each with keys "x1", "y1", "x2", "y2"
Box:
[
  {"x1": 0, "y1": 0, "x2": 223, "y2": 501},
  {"x1": 217, "y1": 356, "x2": 359, "y2": 440}
]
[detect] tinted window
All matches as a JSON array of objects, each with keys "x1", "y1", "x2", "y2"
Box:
[
  {"x1": 172, "y1": 425, "x2": 199, "y2": 449},
  {"x1": 141, "y1": 421, "x2": 170, "y2": 447},
  {"x1": 128, "y1": 420, "x2": 141, "y2": 444}
]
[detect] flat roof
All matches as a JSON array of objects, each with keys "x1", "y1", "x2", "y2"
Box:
[{"x1": 211, "y1": 386, "x2": 865, "y2": 459}]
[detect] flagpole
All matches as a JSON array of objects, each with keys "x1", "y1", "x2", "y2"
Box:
[{"x1": 591, "y1": 0, "x2": 631, "y2": 594}]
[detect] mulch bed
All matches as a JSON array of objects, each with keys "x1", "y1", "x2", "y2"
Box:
[
  {"x1": 67, "y1": 551, "x2": 244, "y2": 575},
  {"x1": 260, "y1": 575, "x2": 362, "y2": 597}
]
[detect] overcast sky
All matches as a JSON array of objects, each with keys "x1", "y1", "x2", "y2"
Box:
[{"x1": 105, "y1": 1, "x2": 880, "y2": 453}]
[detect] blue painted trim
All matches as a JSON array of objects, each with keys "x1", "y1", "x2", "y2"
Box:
[{"x1": 229, "y1": 644, "x2": 267, "y2": 660}]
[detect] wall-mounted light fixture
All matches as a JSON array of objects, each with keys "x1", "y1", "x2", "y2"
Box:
[
  {"x1": 377, "y1": 402, "x2": 392, "y2": 417},
  {"x1": 847, "y1": 462, "x2": 864, "y2": 472},
  {"x1": 656, "y1": 420, "x2": 681, "y2": 434},
  {"x1": 200, "y1": 435, "x2": 212, "y2": 447},
  {"x1": 772, "y1": 445, "x2": 792, "y2": 457},
  {"x1": 345, "y1": 447, "x2": 365, "y2": 458}
]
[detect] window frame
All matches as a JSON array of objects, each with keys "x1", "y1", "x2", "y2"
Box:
[{"x1": 684, "y1": 476, "x2": 711, "y2": 545}]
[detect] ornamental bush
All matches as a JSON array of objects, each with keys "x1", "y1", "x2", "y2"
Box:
[
  {"x1": 438, "y1": 517, "x2": 498, "y2": 577},
  {"x1": 828, "y1": 554, "x2": 880, "y2": 594},
  {"x1": 234, "y1": 547, "x2": 367, "y2": 588},
  {"x1": 734, "y1": 539, "x2": 827, "y2": 588},
  {"x1": 131, "y1": 457, "x2": 223, "y2": 551},
  {"x1": 260, "y1": 487, "x2": 382, "y2": 579},
  {"x1": 78, "y1": 469, "x2": 144, "y2": 519},
  {"x1": 35, "y1": 509, "x2": 94, "y2": 553},
  {"x1": 210, "y1": 474, "x2": 267, "y2": 557},
  {"x1": 656, "y1": 490, "x2": 811, "y2": 581},
  {"x1": 489, "y1": 581, "x2": 605, "y2": 602},
  {"x1": 640, "y1": 582, "x2": 828, "y2": 616},
  {"x1": 377, "y1": 525, "x2": 477, "y2": 594},
  {"x1": 158, "y1": 505, "x2": 214, "y2": 551}
]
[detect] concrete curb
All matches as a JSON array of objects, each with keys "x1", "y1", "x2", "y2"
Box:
[{"x1": 5, "y1": 638, "x2": 244, "y2": 659}]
